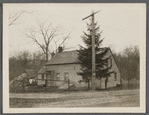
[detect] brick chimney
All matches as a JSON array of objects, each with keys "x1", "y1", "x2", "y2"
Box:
[
  {"x1": 51, "y1": 52, "x2": 55, "y2": 58},
  {"x1": 58, "y1": 47, "x2": 63, "y2": 53}
]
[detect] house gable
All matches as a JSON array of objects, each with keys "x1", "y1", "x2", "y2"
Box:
[
  {"x1": 102, "y1": 48, "x2": 120, "y2": 74},
  {"x1": 108, "y1": 48, "x2": 120, "y2": 74},
  {"x1": 24, "y1": 69, "x2": 38, "y2": 79}
]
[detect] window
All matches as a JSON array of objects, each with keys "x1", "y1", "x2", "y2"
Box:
[
  {"x1": 64, "y1": 72, "x2": 69, "y2": 81},
  {"x1": 106, "y1": 77, "x2": 109, "y2": 82},
  {"x1": 106, "y1": 58, "x2": 112, "y2": 68},
  {"x1": 47, "y1": 71, "x2": 51, "y2": 75},
  {"x1": 47, "y1": 71, "x2": 51, "y2": 80},
  {"x1": 106, "y1": 60, "x2": 109, "y2": 67},
  {"x1": 56, "y1": 73, "x2": 60, "y2": 80},
  {"x1": 114, "y1": 73, "x2": 117, "y2": 81},
  {"x1": 42, "y1": 74, "x2": 44, "y2": 80}
]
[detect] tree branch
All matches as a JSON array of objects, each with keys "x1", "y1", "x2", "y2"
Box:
[
  {"x1": 58, "y1": 31, "x2": 71, "y2": 47},
  {"x1": 9, "y1": 11, "x2": 33, "y2": 26},
  {"x1": 25, "y1": 30, "x2": 46, "y2": 54}
]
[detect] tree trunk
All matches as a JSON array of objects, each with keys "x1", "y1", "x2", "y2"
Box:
[
  {"x1": 88, "y1": 80, "x2": 90, "y2": 90},
  {"x1": 100, "y1": 77, "x2": 102, "y2": 89},
  {"x1": 105, "y1": 77, "x2": 107, "y2": 89},
  {"x1": 45, "y1": 47, "x2": 48, "y2": 62},
  {"x1": 46, "y1": 54, "x2": 48, "y2": 62},
  {"x1": 68, "y1": 79, "x2": 70, "y2": 90},
  {"x1": 128, "y1": 79, "x2": 129, "y2": 89},
  {"x1": 120, "y1": 78, "x2": 122, "y2": 85}
]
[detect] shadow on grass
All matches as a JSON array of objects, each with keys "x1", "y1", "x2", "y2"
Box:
[
  {"x1": 10, "y1": 83, "x2": 140, "y2": 94},
  {"x1": 96, "y1": 83, "x2": 140, "y2": 92}
]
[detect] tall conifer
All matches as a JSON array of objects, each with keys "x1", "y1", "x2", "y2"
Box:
[{"x1": 77, "y1": 20, "x2": 112, "y2": 89}]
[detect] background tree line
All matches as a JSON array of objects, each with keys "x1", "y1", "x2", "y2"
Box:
[
  {"x1": 113, "y1": 45, "x2": 140, "y2": 88},
  {"x1": 9, "y1": 50, "x2": 46, "y2": 82}
]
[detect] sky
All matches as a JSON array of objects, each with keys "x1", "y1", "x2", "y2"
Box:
[{"x1": 7, "y1": 3, "x2": 143, "y2": 57}]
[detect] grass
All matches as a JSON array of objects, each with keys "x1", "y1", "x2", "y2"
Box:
[
  {"x1": 9, "y1": 89, "x2": 140, "y2": 108},
  {"x1": 9, "y1": 82, "x2": 140, "y2": 94}
]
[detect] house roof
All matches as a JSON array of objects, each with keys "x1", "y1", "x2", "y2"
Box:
[
  {"x1": 38, "y1": 66, "x2": 47, "y2": 74},
  {"x1": 25, "y1": 69, "x2": 38, "y2": 78},
  {"x1": 45, "y1": 50, "x2": 79, "y2": 65},
  {"x1": 42, "y1": 47, "x2": 120, "y2": 76},
  {"x1": 45, "y1": 47, "x2": 117, "y2": 67}
]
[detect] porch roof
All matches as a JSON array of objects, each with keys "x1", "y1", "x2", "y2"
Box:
[
  {"x1": 38, "y1": 66, "x2": 47, "y2": 74},
  {"x1": 25, "y1": 69, "x2": 38, "y2": 78}
]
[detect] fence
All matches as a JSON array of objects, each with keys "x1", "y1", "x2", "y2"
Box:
[{"x1": 36, "y1": 78, "x2": 72, "y2": 90}]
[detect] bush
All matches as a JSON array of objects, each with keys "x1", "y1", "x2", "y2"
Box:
[{"x1": 9, "y1": 74, "x2": 29, "y2": 92}]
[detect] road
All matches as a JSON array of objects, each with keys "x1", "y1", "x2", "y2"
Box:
[{"x1": 9, "y1": 89, "x2": 139, "y2": 108}]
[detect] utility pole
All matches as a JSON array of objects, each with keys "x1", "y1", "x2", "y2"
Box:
[{"x1": 82, "y1": 10, "x2": 101, "y2": 91}]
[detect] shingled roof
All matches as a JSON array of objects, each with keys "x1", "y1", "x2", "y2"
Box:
[
  {"x1": 25, "y1": 69, "x2": 38, "y2": 78},
  {"x1": 45, "y1": 48, "x2": 111, "y2": 66},
  {"x1": 45, "y1": 50, "x2": 79, "y2": 65},
  {"x1": 38, "y1": 66, "x2": 47, "y2": 74}
]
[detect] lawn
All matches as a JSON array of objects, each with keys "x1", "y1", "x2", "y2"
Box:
[
  {"x1": 9, "y1": 82, "x2": 140, "y2": 93},
  {"x1": 9, "y1": 88, "x2": 140, "y2": 108}
]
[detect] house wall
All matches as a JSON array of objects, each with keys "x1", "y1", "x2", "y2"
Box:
[
  {"x1": 102, "y1": 49, "x2": 121, "y2": 85},
  {"x1": 46, "y1": 64, "x2": 88, "y2": 88},
  {"x1": 96, "y1": 73, "x2": 118, "y2": 89},
  {"x1": 37, "y1": 74, "x2": 46, "y2": 86}
]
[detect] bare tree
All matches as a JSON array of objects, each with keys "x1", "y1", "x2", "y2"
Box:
[
  {"x1": 53, "y1": 32, "x2": 72, "y2": 53},
  {"x1": 9, "y1": 11, "x2": 33, "y2": 26},
  {"x1": 123, "y1": 46, "x2": 140, "y2": 89},
  {"x1": 25, "y1": 20, "x2": 71, "y2": 62}
]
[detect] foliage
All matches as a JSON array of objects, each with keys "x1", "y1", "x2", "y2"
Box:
[
  {"x1": 77, "y1": 21, "x2": 112, "y2": 86},
  {"x1": 9, "y1": 50, "x2": 46, "y2": 82},
  {"x1": 113, "y1": 45, "x2": 140, "y2": 88},
  {"x1": 9, "y1": 73, "x2": 29, "y2": 92}
]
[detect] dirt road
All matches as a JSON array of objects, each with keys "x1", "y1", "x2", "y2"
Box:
[{"x1": 10, "y1": 89, "x2": 139, "y2": 108}]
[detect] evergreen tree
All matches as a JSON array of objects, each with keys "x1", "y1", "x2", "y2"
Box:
[{"x1": 77, "y1": 20, "x2": 112, "y2": 89}]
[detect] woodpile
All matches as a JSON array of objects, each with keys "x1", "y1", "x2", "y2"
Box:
[{"x1": 9, "y1": 73, "x2": 29, "y2": 92}]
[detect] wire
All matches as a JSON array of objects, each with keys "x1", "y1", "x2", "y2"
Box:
[
  {"x1": 49, "y1": 13, "x2": 85, "y2": 23},
  {"x1": 51, "y1": 13, "x2": 138, "y2": 35},
  {"x1": 9, "y1": 41, "x2": 34, "y2": 47},
  {"x1": 100, "y1": 24, "x2": 138, "y2": 35}
]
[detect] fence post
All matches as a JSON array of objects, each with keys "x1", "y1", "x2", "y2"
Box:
[{"x1": 68, "y1": 79, "x2": 70, "y2": 90}]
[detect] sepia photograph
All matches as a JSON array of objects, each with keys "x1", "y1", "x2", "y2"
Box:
[{"x1": 3, "y1": 3, "x2": 146, "y2": 113}]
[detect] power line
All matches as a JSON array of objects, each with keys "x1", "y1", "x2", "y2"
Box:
[
  {"x1": 100, "y1": 24, "x2": 138, "y2": 35},
  {"x1": 9, "y1": 41, "x2": 34, "y2": 47},
  {"x1": 49, "y1": 13, "x2": 85, "y2": 23},
  {"x1": 55, "y1": 13, "x2": 138, "y2": 35}
]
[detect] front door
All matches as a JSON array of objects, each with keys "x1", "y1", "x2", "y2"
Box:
[
  {"x1": 46, "y1": 71, "x2": 55, "y2": 86},
  {"x1": 50, "y1": 71, "x2": 55, "y2": 86},
  {"x1": 47, "y1": 74, "x2": 51, "y2": 86},
  {"x1": 64, "y1": 72, "x2": 69, "y2": 83}
]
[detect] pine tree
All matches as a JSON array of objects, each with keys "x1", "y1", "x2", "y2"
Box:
[{"x1": 77, "y1": 20, "x2": 112, "y2": 90}]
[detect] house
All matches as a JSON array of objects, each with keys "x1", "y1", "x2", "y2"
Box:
[
  {"x1": 21, "y1": 69, "x2": 38, "y2": 84},
  {"x1": 37, "y1": 47, "x2": 121, "y2": 89}
]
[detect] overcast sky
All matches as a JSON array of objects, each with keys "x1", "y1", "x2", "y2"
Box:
[{"x1": 7, "y1": 3, "x2": 144, "y2": 56}]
